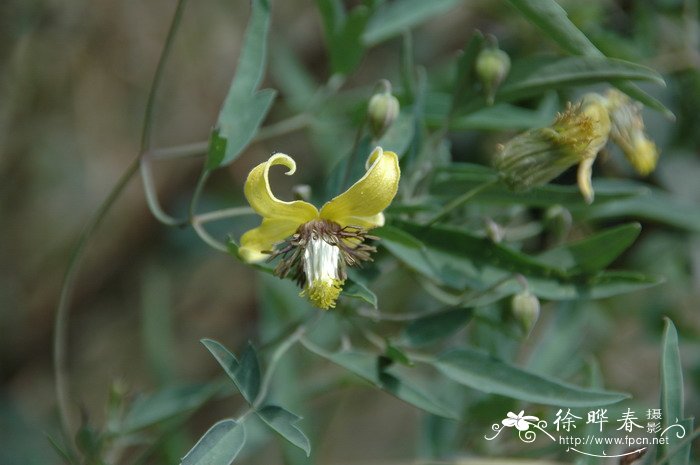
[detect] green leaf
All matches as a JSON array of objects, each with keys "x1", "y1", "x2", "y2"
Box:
[
  {"x1": 506, "y1": 0, "x2": 672, "y2": 117},
  {"x1": 181, "y1": 419, "x2": 246, "y2": 465},
  {"x1": 362, "y1": 0, "x2": 462, "y2": 46},
  {"x1": 207, "y1": 0, "x2": 276, "y2": 168},
  {"x1": 537, "y1": 223, "x2": 641, "y2": 274},
  {"x1": 402, "y1": 308, "x2": 473, "y2": 346},
  {"x1": 257, "y1": 405, "x2": 311, "y2": 456},
  {"x1": 384, "y1": 343, "x2": 414, "y2": 367},
  {"x1": 381, "y1": 222, "x2": 660, "y2": 301},
  {"x1": 201, "y1": 339, "x2": 260, "y2": 405},
  {"x1": 429, "y1": 164, "x2": 646, "y2": 209},
  {"x1": 237, "y1": 343, "x2": 262, "y2": 403},
  {"x1": 315, "y1": 0, "x2": 371, "y2": 75},
  {"x1": 498, "y1": 56, "x2": 665, "y2": 102},
  {"x1": 376, "y1": 112, "x2": 414, "y2": 157},
  {"x1": 120, "y1": 383, "x2": 220, "y2": 433},
  {"x1": 658, "y1": 318, "x2": 691, "y2": 465},
  {"x1": 303, "y1": 341, "x2": 457, "y2": 419},
  {"x1": 434, "y1": 348, "x2": 629, "y2": 406},
  {"x1": 581, "y1": 188, "x2": 700, "y2": 233},
  {"x1": 343, "y1": 278, "x2": 378, "y2": 308}
]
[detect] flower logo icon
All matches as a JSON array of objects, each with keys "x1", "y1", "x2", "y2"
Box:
[{"x1": 502, "y1": 411, "x2": 540, "y2": 431}]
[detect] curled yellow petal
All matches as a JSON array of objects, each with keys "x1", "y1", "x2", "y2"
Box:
[
  {"x1": 239, "y1": 218, "x2": 301, "y2": 263},
  {"x1": 319, "y1": 147, "x2": 400, "y2": 228},
  {"x1": 244, "y1": 153, "x2": 319, "y2": 222},
  {"x1": 577, "y1": 156, "x2": 595, "y2": 204}
]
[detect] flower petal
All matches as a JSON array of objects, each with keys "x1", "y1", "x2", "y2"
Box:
[
  {"x1": 577, "y1": 156, "x2": 595, "y2": 204},
  {"x1": 319, "y1": 147, "x2": 400, "y2": 228},
  {"x1": 502, "y1": 418, "x2": 517, "y2": 427},
  {"x1": 239, "y1": 217, "x2": 302, "y2": 263},
  {"x1": 244, "y1": 153, "x2": 319, "y2": 221}
]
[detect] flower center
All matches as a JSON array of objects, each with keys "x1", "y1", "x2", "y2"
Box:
[
  {"x1": 268, "y1": 218, "x2": 377, "y2": 309},
  {"x1": 301, "y1": 235, "x2": 344, "y2": 310}
]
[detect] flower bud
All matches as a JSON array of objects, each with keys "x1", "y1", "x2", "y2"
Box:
[
  {"x1": 494, "y1": 97, "x2": 611, "y2": 203},
  {"x1": 476, "y1": 44, "x2": 511, "y2": 105},
  {"x1": 368, "y1": 82, "x2": 400, "y2": 138},
  {"x1": 511, "y1": 290, "x2": 540, "y2": 336},
  {"x1": 544, "y1": 204, "x2": 572, "y2": 242},
  {"x1": 604, "y1": 89, "x2": 659, "y2": 176}
]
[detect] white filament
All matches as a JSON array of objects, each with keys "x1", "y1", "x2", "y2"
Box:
[{"x1": 303, "y1": 237, "x2": 341, "y2": 284}]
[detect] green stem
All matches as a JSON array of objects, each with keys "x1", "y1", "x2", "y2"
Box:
[
  {"x1": 138, "y1": 0, "x2": 190, "y2": 227},
  {"x1": 53, "y1": 0, "x2": 189, "y2": 451},
  {"x1": 425, "y1": 178, "x2": 498, "y2": 226},
  {"x1": 53, "y1": 157, "x2": 140, "y2": 454}
]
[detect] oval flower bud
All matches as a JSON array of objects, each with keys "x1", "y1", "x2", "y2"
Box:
[
  {"x1": 368, "y1": 89, "x2": 400, "y2": 138},
  {"x1": 476, "y1": 45, "x2": 511, "y2": 104},
  {"x1": 511, "y1": 290, "x2": 540, "y2": 336}
]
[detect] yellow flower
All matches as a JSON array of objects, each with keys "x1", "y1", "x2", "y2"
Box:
[
  {"x1": 494, "y1": 96, "x2": 611, "y2": 203},
  {"x1": 604, "y1": 89, "x2": 659, "y2": 176},
  {"x1": 239, "y1": 146, "x2": 400, "y2": 309}
]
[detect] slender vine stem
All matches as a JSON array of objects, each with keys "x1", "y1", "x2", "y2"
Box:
[
  {"x1": 53, "y1": 0, "x2": 189, "y2": 451},
  {"x1": 425, "y1": 178, "x2": 499, "y2": 226},
  {"x1": 53, "y1": 157, "x2": 140, "y2": 453}
]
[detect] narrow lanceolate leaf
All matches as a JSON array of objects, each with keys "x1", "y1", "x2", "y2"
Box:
[
  {"x1": 181, "y1": 420, "x2": 246, "y2": 465},
  {"x1": 537, "y1": 223, "x2": 641, "y2": 274},
  {"x1": 506, "y1": 0, "x2": 672, "y2": 118},
  {"x1": 315, "y1": 0, "x2": 371, "y2": 75},
  {"x1": 257, "y1": 405, "x2": 311, "y2": 456},
  {"x1": 208, "y1": 0, "x2": 276, "y2": 168},
  {"x1": 362, "y1": 0, "x2": 462, "y2": 46},
  {"x1": 236, "y1": 343, "x2": 262, "y2": 403},
  {"x1": 303, "y1": 341, "x2": 458, "y2": 419},
  {"x1": 434, "y1": 349, "x2": 629, "y2": 406},
  {"x1": 498, "y1": 56, "x2": 665, "y2": 102},
  {"x1": 121, "y1": 383, "x2": 220, "y2": 433},
  {"x1": 402, "y1": 308, "x2": 473, "y2": 347},
  {"x1": 658, "y1": 318, "x2": 692, "y2": 465},
  {"x1": 201, "y1": 339, "x2": 260, "y2": 405}
]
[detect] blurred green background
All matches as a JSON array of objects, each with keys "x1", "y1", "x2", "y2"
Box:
[{"x1": 1, "y1": 0, "x2": 699, "y2": 464}]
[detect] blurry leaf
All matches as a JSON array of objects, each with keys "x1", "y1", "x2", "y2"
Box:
[
  {"x1": 181, "y1": 420, "x2": 246, "y2": 465},
  {"x1": 270, "y1": 40, "x2": 317, "y2": 112},
  {"x1": 316, "y1": 0, "x2": 370, "y2": 75},
  {"x1": 430, "y1": 164, "x2": 646, "y2": 209},
  {"x1": 402, "y1": 308, "x2": 473, "y2": 346},
  {"x1": 47, "y1": 434, "x2": 78, "y2": 465},
  {"x1": 446, "y1": 101, "x2": 556, "y2": 131},
  {"x1": 343, "y1": 278, "x2": 378, "y2": 308},
  {"x1": 376, "y1": 112, "x2": 414, "y2": 157},
  {"x1": 121, "y1": 384, "x2": 219, "y2": 433},
  {"x1": 201, "y1": 339, "x2": 260, "y2": 405},
  {"x1": 384, "y1": 222, "x2": 661, "y2": 300},
  {"x1": 506, "y1": 0, "x2": 672, "y2": 117},
  {"x1": 362, "y1": 0, "x2": 462, "y2": 46},
  {"x1": 581, "y1": 188, "x2": 700, "y2": 233},
  {"x1": 498, "y1": 56, "x2": 665, "y2": 101},
  {"x1": 537, "y1": 223, "x2": 641, "y2": 273},
  {"x1": 303, "y1": 341, "x2": 457, "y2": 418},
  {"x1": 384, "y1": 343, "x2": 414, "y2": 367},
  {"x1": 434, "y1": 348, "x2": 629, "y2": 406},
  {"x1": 257, "y1": 406, "x2": 311, "y2": 456},
  {"x1": 450, "y1": 31, "x2": 484, "y2": 114},
  {"x1": 578, "y1": 359, "x2": 605, "y2": 465},
  {"x1": 658, "y1": 318, "x2": 691, "y2": 465},
  {"x1": 207, "y1": 0, "x2": 277, "y2": 168}
]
